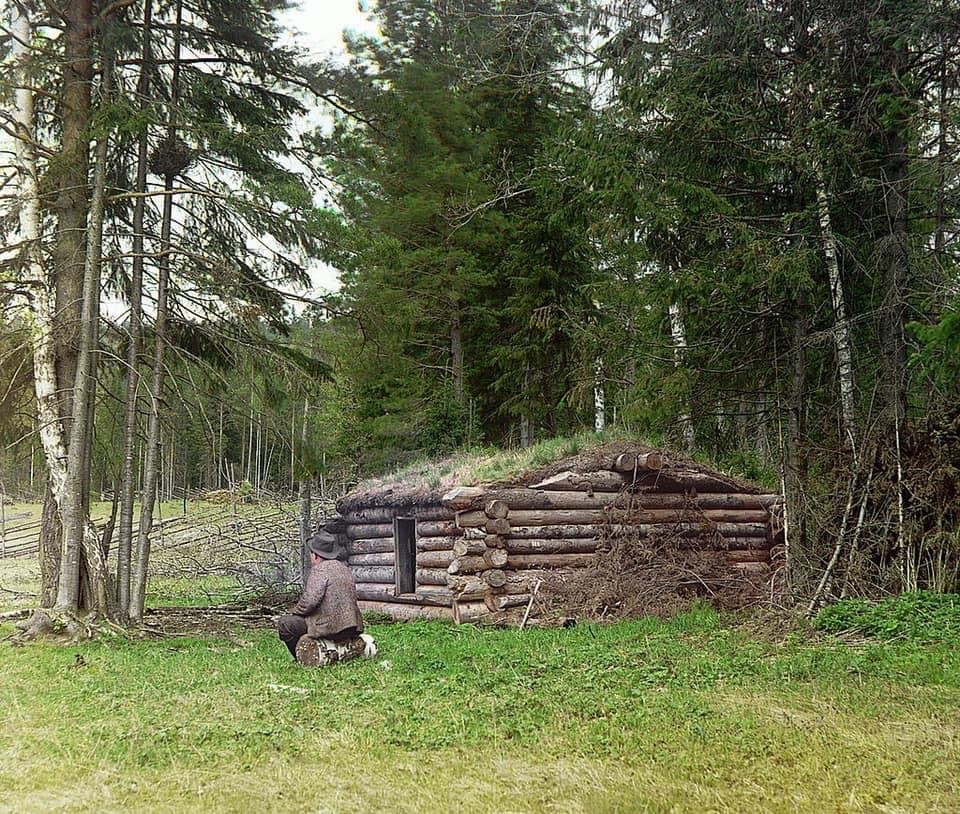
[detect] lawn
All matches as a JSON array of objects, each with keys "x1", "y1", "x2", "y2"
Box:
[{"x1": 1, "y1": 601, "x2": 958, "y2": 813}]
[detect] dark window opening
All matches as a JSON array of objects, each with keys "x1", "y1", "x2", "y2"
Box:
[{"x1": 394, "y1": 516, "x2": 416, "y2": 594}]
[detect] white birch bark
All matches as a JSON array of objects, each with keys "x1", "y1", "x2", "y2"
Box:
[
  {"x1": 11, "y1": 5, "x2": 68, "y2": 505},
  {"x1": 593, "y1": 356, "x2": 605, "y2": 433},
  {"x1": 668, "y1": 302, "x2": 695, "y2": 451},
  {"x1": 813, "y1": 160, "x2": 858, "y2": 457}
]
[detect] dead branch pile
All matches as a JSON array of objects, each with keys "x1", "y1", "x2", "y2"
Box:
[{"x1": 538, "y1": 523, "x2": 773, "y2": 622}]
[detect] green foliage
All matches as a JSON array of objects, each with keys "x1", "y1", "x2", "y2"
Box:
[
  {"x1": 312, "y1": 0, "x2": 599, "y2": 458},
  {"x1": 813, "y1": 592, "x2": 960, "y2": 642},
  {"x1": 418, "y1": 389, "x2": 480, "y2": 457},
  {"x1": 909, "y1": 302, "x2": 960, "y2": 399}
]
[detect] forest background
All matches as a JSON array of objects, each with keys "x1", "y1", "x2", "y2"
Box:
[{"x1": 1, "y1": 0, "x2": 959, "y2": 628}]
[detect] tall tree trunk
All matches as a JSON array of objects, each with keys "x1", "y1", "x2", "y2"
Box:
[
  {"x1": 56, "y1": 50, "x2": 114, "y2": 616},
  {"x1": 593, "y1": 356, "x2": 605, "y2": 433},
  {"x1": 451, "y1": 311, "x2": 464, "y2": 405},
  {"x1": 813, "y1": 160, "x2": 858, "y2": 458},
  {"x1": 117, "y1": 0, "x2": 154, "y2": 619},
  {"x1": 129, "y1": 174, "x2": 173, "y2": 622},
  {"x1": 130, "y1": 0, "x2": 184, "y2": 622},
  {"x1": 11, "y1": 3, "x2": 67, "y2": 607},
  {"x1": 784, "y1": 309, "x2": 809, "y2": 594},
  {"x1": 37, "y1": 0, "x2": 93, "y2": 605},
  {"x1": 668, "y1": 302, "x2": 695, "y2": 451}
]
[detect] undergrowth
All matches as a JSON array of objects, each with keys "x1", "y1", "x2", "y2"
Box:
[{"x1": 813, "y1": 591, "x2": 960, "y2": 641}]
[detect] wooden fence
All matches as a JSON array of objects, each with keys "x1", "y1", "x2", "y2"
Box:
[{"x1": 0, "y1": 503, "x2": 319, "y2": 567}]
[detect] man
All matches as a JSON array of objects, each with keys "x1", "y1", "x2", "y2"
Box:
[{"x1": 277, "y1": 529, "x2": 374, "y2": 666}]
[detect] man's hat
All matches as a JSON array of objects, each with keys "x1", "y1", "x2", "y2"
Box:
[{"x1": 308, "y1": 529, "x2": 345, "y2": 559}]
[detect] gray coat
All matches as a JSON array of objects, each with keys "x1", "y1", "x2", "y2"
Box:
[{"x1": 292, "y1": 558, "x2": 364, "y2": 639}]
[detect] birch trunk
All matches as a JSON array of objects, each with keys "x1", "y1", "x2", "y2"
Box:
[
  {"x1": 11, "y1": 5, "x2": 66, "y2": 501},
  {"x1": 12, "y1": 7, "x2": 70, "y2": 609},
  {"x1": 668, "y1": 302, "x2": 695, "y2": 451},
  {"x1": 813, "y1": 160, "x2": 858, "y2": 456},
  {"x1": 593, "y1": 356, "x2": 605, "y2": 433}
]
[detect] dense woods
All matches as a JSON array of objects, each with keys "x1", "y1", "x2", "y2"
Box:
[{"x1": 1, "y1": 0, "x2": 959, "y2": 627}]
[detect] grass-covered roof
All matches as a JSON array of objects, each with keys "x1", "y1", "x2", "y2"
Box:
[{"x1": 336, "y1": 433, "x2": 767, "y2": 513}]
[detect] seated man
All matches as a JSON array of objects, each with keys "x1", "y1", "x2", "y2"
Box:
[{"x1": 277, "y1": 530, "x2": 375, "y2": 666}]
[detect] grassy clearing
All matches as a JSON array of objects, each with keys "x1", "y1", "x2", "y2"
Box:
[{"x1": 1, "y1": 604, "x2": 958, "y2": 813}]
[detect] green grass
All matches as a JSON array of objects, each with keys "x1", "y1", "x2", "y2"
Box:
[{"x1": 1, "y1": 603, "x2": 958, "y2": 813}]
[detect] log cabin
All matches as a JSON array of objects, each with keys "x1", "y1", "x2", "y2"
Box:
[{"x1": 333, "y1": 443, "x2": 784, "y2": 624}]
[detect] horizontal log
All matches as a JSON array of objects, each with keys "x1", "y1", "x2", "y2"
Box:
[
  {"x1": 508, "y1": 524, "x2": 606, "y2": 539},
  {"x1": 485, "y1": 534, "x2": 507, "y2": 549},
  {"x1": 453, "y1": 539, "x2": 487, "y2": 556},
  {"x1": 506, "y1": 553, "x2": 596, "y2": 569},
  {"x1": 345, "y1": 519, "x2": 462, "y2": 540},
  {"x1": 343, "y1": 505, "x2": 455, "y2": 524},
  {"x1": 613, "y1": 451, "x2": 663, "y2": 473},
  {"x1": 348, "y1": 552, "x2": 393, "y2": 566},
  {"x1": 507, "y1": 522, "x2": 768, "y2": 540},
  {"x1": 484, "y1": 489, "x2": 632, "y2": 512},
  {"x1": 486, "y1": 593, "x2": 532, "y2": 611},
  {"x1": 482, "y1": 569, "x2": 507, "y2": 588},
  {"x1": 490, "y1": 508, "x2": 771, "y2": 526},
  {"x1": 485, "y1": 488, "x2": 777, "y2": 512},
  {"x1": 463, "y1": 527, "x2": 487, "y2": 540},
  {"x1": 417, "y1": 536, "x2": 457, "y2": 552},
  {"x1": 418, "y1": 520, "x2": 463, "y2": 537},
  {"x1": 456, "y1": 510, "x2": 488, "y2": 528},
  {"x1": 447, "y1": 556, "x2": 487, "y2": 575},
  {"x1": 358, "y1": 600, "x2": 452, "y2": 621},
  {"x1": 345, "y1": 523, "x2": 393, "y2": 540},
  {"x1": 355, "y1": 584, "x2": 453, "y2": 607},
  {"x1": 346, "y1": 538, "x2": 393, "y2": 555},
  {"x1": 350, "y1": 565, "x2": 394, "y2": 583},
  {"x1": 416, "y1": 568, "x2": 451, "y2": 586},
  {"x1": 498, "y1": 573, "x2": 550, "y2": 594},
  {"x1": 530, "y1": 470, "x2": 628, "y2": 492},
  {"x1": 416, "y1": 550, "x2": 456, "y2": 569},
  {"x1": 507, "y1": 538, "x2": 599, "y2": 555},
  {"x1": 341, "y1": 506, "x2": 397, "y2": 525}
]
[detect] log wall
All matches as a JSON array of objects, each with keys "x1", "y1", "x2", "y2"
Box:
[
  {"x1": 341, "y1": 457, "x2": 783, "y2": 624},
  {"x1": 342, "y1": 501, "x2": 460, "y2": 621}
]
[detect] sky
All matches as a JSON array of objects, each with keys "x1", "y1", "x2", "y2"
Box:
[
  {"x1": 278, "y1": 0, "x2": 378, "y2": 63},
  {"x1": 275, "y1": 2, "x2": 380, "y2": 295}
]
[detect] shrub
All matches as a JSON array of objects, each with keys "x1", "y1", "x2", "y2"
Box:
[{"x1": 813, "y1": 591, "x2": 960, "y2": 641}]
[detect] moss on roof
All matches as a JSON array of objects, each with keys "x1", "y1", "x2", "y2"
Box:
[{"x1": 336, "y1": 433, "x2": 766, "y2": 513}]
